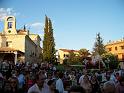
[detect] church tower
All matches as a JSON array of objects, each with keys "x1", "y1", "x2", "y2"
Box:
[{"x1": 4, "y1": 16, "x2": 17, "y2": 34}]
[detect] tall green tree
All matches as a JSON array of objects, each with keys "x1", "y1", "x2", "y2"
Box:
[
  {"x1": 48, "y1": 18, "x2": 56, "y2": 63},
  {"x1": 43, "y1": 16, "x2": 56, "y2": 63},
  {"x1": 43, "y1": 16, "x2": 49, "y2": 62},
  {"x1": 92, "y1": 33, "x2": 106, "y2": 56}
]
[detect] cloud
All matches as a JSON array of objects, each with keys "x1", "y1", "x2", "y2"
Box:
[
  {"x1": 30, "y1": 22, "x2": 43, "y2": 28},
  {"x1": 0, "y1": 8, "x2": 18, "y2": 21},
  {"x1": 25, "y1": 22, "x2": 44, "y2": 34},
  {"x1": 26, "y1": 22, "x2": 44, "y2": 30}
]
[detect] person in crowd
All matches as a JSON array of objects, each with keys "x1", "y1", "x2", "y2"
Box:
[
  {"x1": 56, "y1": 72, "x2": 64, "y2": 93},
  {"x1": 0, "y1": 73, "x2": 4, "y2": 92},
  {"x1": 102, "y1": 81, "x2": 115, "y2": 93},
  {"x1": 46, "y1": 72, "x2": 53, "y2": 82},
  {"x1": 47, "y1": 79, "x2": 59, "y2": 93},
  {"x1": 115, "y1": 72, "x2": 121, "y2": 82},
  {"x1": 17, "y1": 70, "x2": 25, "y2": 92},
  {"x1": 9, "y1": 76, "x2": 19, "y2": 93},
  {"x1": 90, "y1": 75, "x2": 100, "y2": 93},
  {"x1": 80, "y1": 75, "x2": 92, "y2": 93},
  {"x1": 27, "y1": 70, "x2": 48, "y2": 93},
  {"x1": 68, "y1": 85, "x2": 85, "y2": 93},
  {"x1": 79, "y1": 69, "x2": 88, "y2": 86},
  {"x1": 96, "y1": 71, "x2": 102, "y2": 83},
  {"x1": 115, "y1": 76, "x2": 124, "y2": 93},
  {"x1": 3, "y1": 80, "x2": 11, "y2": 93}
]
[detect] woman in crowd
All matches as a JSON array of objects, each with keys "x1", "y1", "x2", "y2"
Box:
[
  {"x1": 47, "y1": 79, "x2": 59, "y2": 93},
  {"x1": 90, "y1": 75, "x2": 100, "y2": 93},
  {"x1": 9, "y1": 77, "x2": 19, "y2": 93}
]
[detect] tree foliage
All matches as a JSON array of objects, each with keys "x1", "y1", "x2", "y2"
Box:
[
  {"x1": 79, "y1": 48, "x2": 90, "y2": 57},
  {"x1": 43, "y1": 16, "x2": 56, "y2": 63},
  {"x1": 102, "y1": 53, "x2": 119, "y2": 69},
  {"x1": 92, "y1": 33, "x2": 106, "y2": 56},
  {"x1": 63, "y1": 48, "x2": 90, "y2": 65}
]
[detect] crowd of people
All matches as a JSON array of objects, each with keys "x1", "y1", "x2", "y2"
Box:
[{"x1": 0, "y1": 60, "x2": 124, "y2": 93}]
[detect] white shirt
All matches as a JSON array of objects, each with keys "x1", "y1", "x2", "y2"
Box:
[
  {"x1": 28, "y1": 83, "x2": 48, "y2": 93},
  {"x1": 79, "y1": 75, "x2": 84, "y2": 84},
  {"x1": 56, "y1": 78, "x2": 64, "y2": 93}
]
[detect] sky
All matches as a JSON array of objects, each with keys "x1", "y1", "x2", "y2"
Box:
[{"x1": 0, "y1": 0, "x2": 124, "y2": 51}]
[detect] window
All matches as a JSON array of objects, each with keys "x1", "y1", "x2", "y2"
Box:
[
  {"x1": 122, "y1": 54, "x2": 124, "y2": 60},
  {"x1": 6, "y1": 41, "x2": 12, "y2": 47},
  {"x1": 108, "y1": 48, "x2": 112, "y2": 51},
  {"x1": 7, "y1": 17, "x2": 14, "y2": 21},
  {"x1": 115, "y1": 47, "x2": 117, "y2": 50},
  {"x1": 6, "y1": 42, "x2": 8, "y2": 47},
  {"x1": 116, "y1": 55, "x2": 118, "y2": 59},
  {"x1": 8, "y1": 22, "x2": 12, "y2": 29},
  {"x1": 64, "y1": 54, "x2": 66, "y2": 57},
  {"x1": 66, "y1": 55, "x2": 69, "y2": 57},
  {"x1": 121, "y1": 46, "x2": 124, "y2": 49}
]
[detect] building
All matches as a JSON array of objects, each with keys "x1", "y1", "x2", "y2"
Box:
[
  {"x1": 58, "y1": 49, "x2": 79, "y2": 64},
  {"x1": 105, "y1": 39, "x2": 124, "y2": 68},
  {"x1": 0, "y1": 16, "x2": 42, "y2": 64}
]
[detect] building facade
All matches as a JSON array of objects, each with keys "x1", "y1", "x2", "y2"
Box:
[
  {"x1": 58, "y1": 49, "x2": 79, "y2": 64},
  {"x1": 0, "y1": 16, "x2": 42, "y2": 64},
  {"x1": 105, "y1": 39, "x2": 124, "y2": 68}
]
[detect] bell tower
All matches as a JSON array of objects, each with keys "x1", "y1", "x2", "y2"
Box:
[{"x1": 4, "y1": 16, "x2": 17, "y2": 34}]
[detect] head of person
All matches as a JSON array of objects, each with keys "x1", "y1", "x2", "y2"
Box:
[
  {"x1": 47, "y1": 79, "x2": 56, "y2": 90},
  {"x1": 91, "y1": 75, "x2": 97, "y2": 82},
  {"x1": 36, "y1": 70, "x2": 46, "y2": 88},
  {"x1": 68, "y1": 85, "x2": 85, "y2": 93},
  {"x1": 83, "y1": 69, "x2": 87, "y2": 75},
  {"x1": 9, "y1": 77, "x2": 18, "y2": 88},
  {"x1": 102, "y1": 81, "x2": 115, "y2": 93},
  {"x1": 119, "y1": 76, "x2": 124, "y2": 86},
  {"x1": 47, "y1": 72, "x2": 53, "y2": 79},
  {"x1": 83, "y1": 75, "x2": 89, "y2": 83},
  {"x1": 58, "y1": 72, "x2": 64, "y2": 79}
]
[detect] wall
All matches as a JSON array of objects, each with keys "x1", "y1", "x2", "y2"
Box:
[
  {"x1": 25, "y1": 35, "x2": 37, "y2": 63},
  {"x1": 0, "y1": 34, "x2": 26, "y2": 52}
]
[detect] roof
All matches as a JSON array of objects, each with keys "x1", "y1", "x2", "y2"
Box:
[
  {"x1": 59, "y1": 49, "x2": 79, "y2": 52},
  {"x1": 0, "y1": 47, "x2": 24, "y2": 54},
  {"x1": 0, "y1": 47, "x2": 17, "y2": 51},
  {"x1": 17, "y1": 29, "x2": 28, "y2": 35}
]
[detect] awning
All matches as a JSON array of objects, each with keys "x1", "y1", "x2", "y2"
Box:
[{"x1": 0, "y1": 47, "x2": 24, "y2": 54}]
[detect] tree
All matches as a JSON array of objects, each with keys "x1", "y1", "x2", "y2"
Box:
[
  {"x1": 48, "y1": 18, "x2": 56, "y2": 63},
  {"x1": 78, "y1": 48, "x2": 90, "y2": 64},
  {"x1": 43, "y1": 16, "x2": 49, "y2": 62},
  {"x1": 102, "y1": 53, "x2": 119, "y2": 69},
  {"x1": 68, "y1": 50, "x2": 76, "y2": 63},
  {"x1": 43, "y1": 16, "x2": 56, "y2": 63},
  {"x1": 79, "y1": 48, "x2": 90, "y2": 58},
  {"x1": 63, "y1": 50, "x2": 82, "y2": 65},
  {"x1": 92, "y1": 33, "x2": 106, "y2": 56}
]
